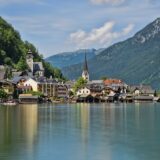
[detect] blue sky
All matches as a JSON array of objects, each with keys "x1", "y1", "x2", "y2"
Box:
[{"x1": 0, "y1": 0, "x2": 160, "y2": 57}]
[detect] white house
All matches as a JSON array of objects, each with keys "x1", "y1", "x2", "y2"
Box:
[
  {"x1": 24, "y1": 78, "x2": 38, "y2": 92},
  {"x1": 77, "y1": 87, "x2": 91, "y2": 96}
]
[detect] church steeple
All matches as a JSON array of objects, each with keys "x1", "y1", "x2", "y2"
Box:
[
  {"x1": 83, "y1": 52, "x2": 88, "y2": 72},
  {"x1": 26, "y1": 49, "x2": 34, "y2": 73},
  {"x1": 82, "y1": 51, "x2": 89, "y2": 81}
]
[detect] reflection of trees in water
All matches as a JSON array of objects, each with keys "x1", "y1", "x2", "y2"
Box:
[{"x1": 0, "y1": 105, "x2": 38, "y2": 159}]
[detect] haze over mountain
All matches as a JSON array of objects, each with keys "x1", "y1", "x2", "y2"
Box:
[{"x1": 60, "y1": 18, "x2": 160, "y2": 89}]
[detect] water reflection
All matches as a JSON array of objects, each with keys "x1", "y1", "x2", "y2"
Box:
[
  {"x1": 0, "y1": 104, "x2": 38, "y2": 160},
  {"x1": 0, "y1": 103, "x2": 160, "y2": 160}
]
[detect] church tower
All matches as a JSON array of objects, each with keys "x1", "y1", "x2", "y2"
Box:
[
  {"x1": 26, "y1": 49, "x2": 34, "y2": 73},
  {"x1": 82, "y1": 51, "x2": 89, "y2": 81}
]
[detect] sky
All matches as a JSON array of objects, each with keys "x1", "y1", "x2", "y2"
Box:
[{"x1": 0, "y1": 0, "x2": 160, "y2": 57}]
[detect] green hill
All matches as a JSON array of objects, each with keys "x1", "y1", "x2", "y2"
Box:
[
  {"x1": 0, "y1": 16, "x2": 64, "y2": 80},
  {"x1": 62, "y1": 18, "x2": 160, "y2": 89}
]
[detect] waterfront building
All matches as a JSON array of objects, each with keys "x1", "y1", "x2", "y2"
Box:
[
  {"x1": 104, "y1": 79, "x2": 128, "y2": 93},
  {"x1": 19, "y1": 94, "x2": 39, "y2": 104},
  {"x1": 24, "y1": 77, "x2": 57, "y2": 98},
  {"x1": 129, "y1": 85, "x2": 155, "y2": 96},
  {"x1": 87, "y1": 80, "x2": 104, "y2": 95},
  {"x1": 77, "y1": 86, "x2": 91, "y2": 97},
  {"x1": 56, "y1": 84, "x2": 69, "y2": 98},
  {"x1": 82, "y1": 52, "x2": 89, "y2": 81}
]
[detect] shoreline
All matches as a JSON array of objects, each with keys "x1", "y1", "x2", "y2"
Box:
[{"x1": 1, "y1": 100, "x2": 160, "y2": 106}]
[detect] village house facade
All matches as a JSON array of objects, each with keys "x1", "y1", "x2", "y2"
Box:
[{"x1": 77, "y1": 87, "x2": 91, "y2": 96}]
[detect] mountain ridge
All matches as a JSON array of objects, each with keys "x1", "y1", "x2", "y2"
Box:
[
  {"x1": 45, "y1": 48, "x2": 105, "y2": 69},
  {"x1": 61, "y1": 17, "x2": 160, "y2": 89}
]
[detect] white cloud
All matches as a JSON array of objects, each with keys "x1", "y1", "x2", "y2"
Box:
[
  {"x1": 90, "y1": 0, "x2": 126, "y2": 5},
  {"x1": 70, "y1": 21, "x2": 134, "y2": 48}
]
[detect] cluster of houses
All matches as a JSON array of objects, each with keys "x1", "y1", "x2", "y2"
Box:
[
  {"x1": 0, "y1": 50, "x2": 69, "y2": 103},
  {"x1": 73, "y1": 52, "x2": 158, "y2": 103},
  {"x1": 0, "y1": 50, "x2": 159, "y2": 104}
]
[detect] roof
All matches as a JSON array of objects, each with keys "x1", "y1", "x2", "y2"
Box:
[
  {"x1": 36, "y1": 76, "x2": 57, "y2": 83},
  {"x1": 129, "y1": 85, "x2": 155, "y2": 94},
  {"x1": 11, "y1": 76, "x2": 30, "y2": 84},
  {"x1": 104, "y1": 79, "x2": 123, "y2": 85},
  {"x1": 77, "y1": 86, "x2": 90, "y2": 91},
  {"x1": 33, "y1": 62, "x2": 44, "y2": 72},
  {"x1": 88, "y1": 80, "x2": 104, "y2": 84}
]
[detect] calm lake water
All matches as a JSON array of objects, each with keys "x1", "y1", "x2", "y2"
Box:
[{"x1": 0, "y1": 103, "x2": 160, "y2": 160}]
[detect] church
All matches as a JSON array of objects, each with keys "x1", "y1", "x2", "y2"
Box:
[{"x1": 26, "y1": 50, "x2": 44, "y2": 77}]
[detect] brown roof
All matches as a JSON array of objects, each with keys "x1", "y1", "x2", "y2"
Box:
[{"x1": 104, "y1": 79, "x2": 122, "y2": 85}]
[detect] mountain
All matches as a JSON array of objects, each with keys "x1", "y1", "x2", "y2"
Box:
[
  {"x1": 62, "y1": 18, "x2": 160, "y2": 89},
  {"x1": 45, "y1": 49, "x2": 103, "y2": 69},
  {"x1": 0, "y1": 17, "x2": 64, "y2": 80}
]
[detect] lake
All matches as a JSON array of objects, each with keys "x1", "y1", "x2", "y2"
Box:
[{"x1": 0, "y1": 103, "x2": 160, "y2": 160}]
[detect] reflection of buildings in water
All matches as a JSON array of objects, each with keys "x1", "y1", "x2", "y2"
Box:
[
  {"x1": 75, "y1": 103, "x2": 90, "y2": 138},
  {"x1": 20, "y1": 104, "x2": 38, "y2": 148},
  {"x1": 135, "y1": 103, "x2": 140, "y2": 128},
  {"x1": 0, "y1": 104, "x2": 38, "y2": 156},
  {"x1": 101, "y1": 103, "x2": 116, "y2": 127},
  {"x1": 77, "y1": 103, "x2": 90, "y2": 158}
]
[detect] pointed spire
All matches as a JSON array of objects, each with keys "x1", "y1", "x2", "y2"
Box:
[
  {"x1": 82, "y1": 50, "x2": 89, "y2": 81},
  {"x1": 83, "y1": 50, "x2": 88, "y2": 72}
]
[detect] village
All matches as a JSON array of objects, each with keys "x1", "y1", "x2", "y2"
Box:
[{"x1": 0, "y1": 50, "x2": 159, "y2": 105}]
